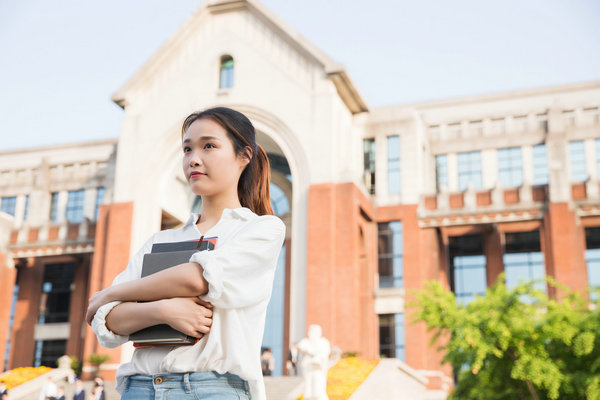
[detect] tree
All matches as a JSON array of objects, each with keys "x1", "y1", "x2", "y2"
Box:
[
  {"x1": 411, "y1": 275, "x2": 600, "y2": 400},
  {"x1": 85, "y1": 353, "x2": 111, "y2": 378}
]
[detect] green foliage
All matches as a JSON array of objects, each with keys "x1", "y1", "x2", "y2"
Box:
[
  {"x1": 86, "y1": 353, "x2": 111, "y2": 377},
  {"x1": 410, "y1": 274, "x2": 600, "y2": 400},
  {"x1": 69, "y1": 355, "x2": 82, "y2": 376}
]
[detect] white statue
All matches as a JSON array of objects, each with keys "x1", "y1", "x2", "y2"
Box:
[{"x1": 297, "y1": 324, "x2": 331, "y2": 400}]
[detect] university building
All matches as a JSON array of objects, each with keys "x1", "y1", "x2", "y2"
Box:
[{"x1": 1, "y1": 0, "x2": 598, "y2": 393}]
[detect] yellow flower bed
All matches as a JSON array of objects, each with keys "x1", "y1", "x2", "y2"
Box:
[
  {"x1": 0, "y1": 366, "x2": 52, "y2": 389},
  {"x1": 297, "y1": 357, "x2": 380, "y2": 400}
]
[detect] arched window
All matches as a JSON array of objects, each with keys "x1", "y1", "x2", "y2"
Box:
[{"x1": 219, "y1": 55, "x2": 234, "y2": 89}]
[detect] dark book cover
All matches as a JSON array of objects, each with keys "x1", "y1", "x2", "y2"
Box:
[{"x1": 130, "y1": 236, "x2": 217, "y2": 347}]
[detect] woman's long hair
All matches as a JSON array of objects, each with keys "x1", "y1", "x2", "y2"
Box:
[{"x1": 182, "y1": 107, "x2": 273, "y2": 216}]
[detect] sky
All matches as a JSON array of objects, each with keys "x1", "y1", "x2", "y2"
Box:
[{"x1": 0, "y1": 0, "x2": 599, "y2": 152}]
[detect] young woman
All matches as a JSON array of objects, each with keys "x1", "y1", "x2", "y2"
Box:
[{"x1": 86, "y1": 107, "x2": 286, "y2": 400}]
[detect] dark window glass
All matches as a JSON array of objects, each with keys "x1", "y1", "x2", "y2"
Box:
[
  {"x1": 378, "y1": 221, "x2": 403, "y2": 288},
  {"x1": 569, "y1": 141, "x2": 587, "y2": 182},
  {"x1": 219, "y1": 56, "x2": 234, "y2": 89},
  {"x1": 449, "y1": 234, "x2": 486, "y2": 305},
  {"x1": 66, "y1": 189, "x2": 85, "y2": 223},
  {"x1": 39, "y1": 263, "x2": 75, "y2": 324},
  {"x1": 379, "y1": 313, "x2": 405, "y2": 360},
  {"x1": 270, "y1": 183, "x2": 290, "y2": 217},
  {"x1": 363, "y1": 138, "x2": 376, "y2": 194},
  {"x1": 49, "y1": 192, "x2": 59, "y2": 223},
  {"x1": 34, "y1": 340, "x2": 66, "y2": 368},
  {"x1": 1, "y1": 196, "x2": 17, "y2": 216},
  {"x1": 504, "y1": 231, "x2": 545, "y2": 297},
  {"x1": 457, "y1": 151, "x2": 482, "y2": 190},
  {"x1": 435, "y1": 154, "x2": 448, "y2": 191},
  {"x1": 585, "y1": 227, "x2": 600, "y2": 301},
  {"x1": 498, "y1": 147, "x2": 523, "y2": 187}
]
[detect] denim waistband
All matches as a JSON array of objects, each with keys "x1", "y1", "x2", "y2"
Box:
[{"x1": 124, "y1": 371, "x2": 248, "y2": 393}]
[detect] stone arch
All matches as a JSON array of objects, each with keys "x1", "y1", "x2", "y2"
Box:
[{"x1": 157, "y1": 104, "x2": 309, "y2": 342}]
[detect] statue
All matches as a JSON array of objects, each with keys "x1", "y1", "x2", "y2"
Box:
[{"x1": 297, "y1": 324, "x2": 331, "y2": 400}]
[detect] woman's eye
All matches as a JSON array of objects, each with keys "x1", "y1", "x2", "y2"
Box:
[
  {"x1": 183, "y1": 146, "x2": 191, "y2": 153},
  {"x1": 204, "y1": 143, "x2": 216, "y2": 149}
]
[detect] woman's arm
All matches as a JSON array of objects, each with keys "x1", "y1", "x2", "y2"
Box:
[
  {"x1": 86, "y1": 262, "x2": 208, "y2": 324},
  {"x1": 105, "y1": 297, "x2": 213, "y2": 338}
]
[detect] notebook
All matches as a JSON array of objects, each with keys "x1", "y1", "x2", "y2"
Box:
[{"x1": 129, "y1": 236, "x2": 217, "y2": 347}]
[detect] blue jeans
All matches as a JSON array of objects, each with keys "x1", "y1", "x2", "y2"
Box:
[{"x1": 122, "y1": 372, "x2": 251, "y2": 400}]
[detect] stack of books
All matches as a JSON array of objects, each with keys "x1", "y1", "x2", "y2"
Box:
[{"x1": 129, "y1": 236, "x2": 216, "y2": 347}]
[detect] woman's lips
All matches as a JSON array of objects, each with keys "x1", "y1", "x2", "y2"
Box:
[{"x1": 190, "y1": 172, "x2": 206, "y2": 178}]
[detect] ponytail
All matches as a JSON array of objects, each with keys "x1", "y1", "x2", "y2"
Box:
[
  {"x1": 182, "y1": 107, "x2": 273, "y2": 216},
  {"x1": 238, "y1": 143, "x2": 273, "y2": 215}
]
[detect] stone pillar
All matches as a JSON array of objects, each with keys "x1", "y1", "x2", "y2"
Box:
[
  {"x1": 0, "y1": 253, "x2": 16, "y2": 372},
  {"x1": 9, "y1": 258, "x2": 43, "y2": 368},
  {"x1": 306, "y1": 183, "x2": 377, "y2": 357},
  {"x1": 81, "y1": 202, "x2": 134, "y2": 380},
  {"x1": 543, "y1": 203, "x2": 588, "y2": 297},
  {"x1": 66, "y1": 255, "x2": 91, "y2": 360},
  {"x1": 485, "y1": 225, "x2": 504, "y2": 286}
]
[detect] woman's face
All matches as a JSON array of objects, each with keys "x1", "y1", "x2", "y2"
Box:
[{"x1": 182, "y1": 118, "x2": 249, "y2": 197}]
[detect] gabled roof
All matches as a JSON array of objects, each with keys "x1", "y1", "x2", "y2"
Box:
[{"x1": 111, "y1": 0, "x2": 368, "y2": 114}]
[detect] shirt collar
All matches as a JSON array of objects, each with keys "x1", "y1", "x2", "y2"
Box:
[{"x1": 183, "y1": 207, "x2": 255, "y2": 229}]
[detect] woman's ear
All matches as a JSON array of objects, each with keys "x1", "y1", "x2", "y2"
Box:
[{"x1": 242, "y1": 146, "x2": 253, "y2": 165}]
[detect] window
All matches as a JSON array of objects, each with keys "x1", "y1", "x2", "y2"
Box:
[
  {"x1": 270, "y1": 183, "x2": 290, "y2": 217},
  {"x1": 387, "y1": 136, "x2": 401, "y2": 194},
  {"x1": 34, "y1": 340, "x2": 66, "y2": 368},
  {"x1": 532, "y1": 144, "x2": 549, "y2": 185},
  {"x1": 23, "y1": 195, "x2": 29, "y2": 221},
  {"x1": 457, "y1": 151, "x2": 482, "y2": 190},
  {"x1": 0, "y1": 196, "x2": 17, "y2": 216},
  {"x1": 498, "y1": 147, "x2": 523, "y2": 187},
  {"x1": 569, "y1": 141, "x2": 587, "y2": 182},
  {"x1": 49, "y1": 192, "x2": 59, "y2": 223},
  {"x1": 379, "y1": 313, "x2": 405, "y2": 360},
  {"x1": 65, "y1": 190, "x2": 85, "y2": 223},
  {"x1": 378, "y1": 221, "x2": 403, "y2": 288},
  {"x1": 38, "y1": 263, "x2": 75, "y2": 324},
  {"x1": 95, "y1": 187, "x2": 105, "y2": 221},
  {"x1": 262, "y1": 243, "x2": 286, "y2": 376},
  {"x1": 504, "y1": 231, "x2": 545, "y2": 294},
  {"x1": 450, "y1": 235, "x2": 486, "y2": 305},
  {"x1": 435, "y1": 154, "x2": 448, "y2": 191},
  {"x1": 363, "y1": 138, "x2": 376, "y2": 194},
  {"x1": 219, "y1": 55, "x2": 234, "y2": 89},
  {"x1": 585, "y1": 227, "x2": 600, "y2": 301}
]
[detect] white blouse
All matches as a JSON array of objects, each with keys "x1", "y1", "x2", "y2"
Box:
[{"x1": 91, "y1": 207, "x2": 286, "y2": 400}]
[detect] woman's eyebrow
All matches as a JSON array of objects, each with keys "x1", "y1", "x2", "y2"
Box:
[{"x1": 183, "y1": 136, "x2": 222, "y2": 144}]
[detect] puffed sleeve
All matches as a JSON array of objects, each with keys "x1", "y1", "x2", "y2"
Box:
[
  {"x1": 91, "y1": 233, "x2": 156, "y2": 348},
  {"x1": 189, "y1": 215, "x2": 285, "y2": 309}
]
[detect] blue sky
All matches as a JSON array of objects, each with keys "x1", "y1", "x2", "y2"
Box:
[{"x1": 0, "y1": 0, "x2": 599, "y2": 151}]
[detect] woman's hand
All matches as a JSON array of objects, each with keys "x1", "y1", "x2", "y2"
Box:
[
  {"x1": 86, "y1": 287, "x2": 114, "y2": 325},
  {"x1": 159, "y1": 297, "x2": 214, "y2": 338}
]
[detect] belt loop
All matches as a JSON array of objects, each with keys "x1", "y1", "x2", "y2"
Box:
[{"x1": 183, "y1": 372, "x2": 191, "y2": 393}]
